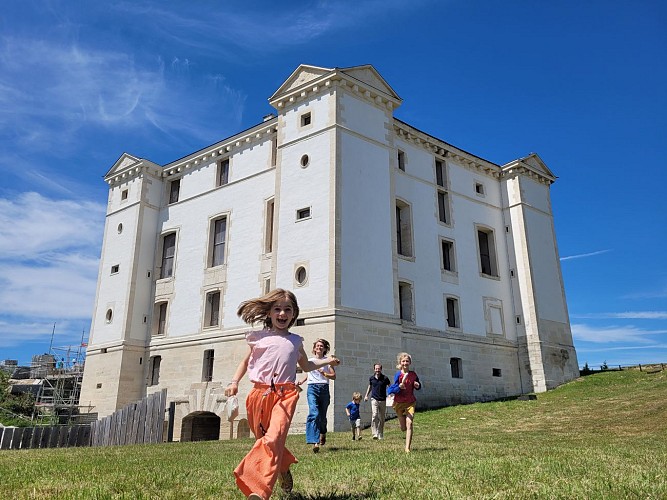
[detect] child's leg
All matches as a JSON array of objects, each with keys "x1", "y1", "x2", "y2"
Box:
[
  {"x1": 356, "y1": 419, "x2": 362, "y2": 440},
  {"x1": 350, "y1": 421, "x2": 356, "y2": 440},
  {"x1": 397, "y1": 408, "x2": 407, "y2": 432},
  {"x1": 235, "y1": 387, "x2": 299, "y2": 499}
]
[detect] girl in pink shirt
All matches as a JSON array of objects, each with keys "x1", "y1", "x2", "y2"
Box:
[
  {"x1": 225, "y1": 289, "x2": 340, "y2": 500},
  {"x1": 392, "y1": 352, "x2": 421, "y2": 453}
]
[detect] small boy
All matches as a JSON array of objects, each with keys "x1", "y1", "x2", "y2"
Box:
[{"x1": 345, "y1": 392, "x2": 362, "y2": 441}]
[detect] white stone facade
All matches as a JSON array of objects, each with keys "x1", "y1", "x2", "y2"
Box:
[{"x1": 80, "y1": 64, "x2": 579, "y2": 439}]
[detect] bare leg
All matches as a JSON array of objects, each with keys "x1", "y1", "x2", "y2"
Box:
[{"x1": 405, "y1": 413, "x2": 414, "y2": 452}]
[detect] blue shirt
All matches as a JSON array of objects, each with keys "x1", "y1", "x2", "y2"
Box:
[{"x1": 346, "y1": 401, "x2": 360, "y2": 421}]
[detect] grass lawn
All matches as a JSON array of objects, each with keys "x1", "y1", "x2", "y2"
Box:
[{"x1": 1, "y1": 368, "x2": 666, "y2": 499}]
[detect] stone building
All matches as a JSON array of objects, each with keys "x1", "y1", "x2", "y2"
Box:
[{"x1": 79, "y1": 64, "x2": 579, "y2": 440}]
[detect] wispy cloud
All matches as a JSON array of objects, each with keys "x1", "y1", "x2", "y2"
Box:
[
  {"x1": 571, "y1": 323, "x2": 667, "y2": 344},
  {"x1": 560, "y1": 249, "x2": 611, "y2": 261}
]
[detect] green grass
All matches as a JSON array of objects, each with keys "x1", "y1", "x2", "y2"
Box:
[{"x1": 1, "y1": 369, "x2": 666, "y2": 499}]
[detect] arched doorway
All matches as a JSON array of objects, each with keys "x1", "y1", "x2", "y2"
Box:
[{"x1": 180, "y1": 411, "x2": 221, "y2": 441}]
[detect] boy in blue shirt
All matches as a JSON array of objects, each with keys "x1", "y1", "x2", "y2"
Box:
[{"x1": 345, "y1": 392, "x2": 362, "y2": 440}]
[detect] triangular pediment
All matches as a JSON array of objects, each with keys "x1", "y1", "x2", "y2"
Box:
[
  {"x1": 269, "y1": 63, "x2": 401, "y2": 105},
  {"x1": 339, "y1": 65, "x2": 400, "y2": 100},
  {"x1": 269, "y1": 65, "x2": 334, "y2": 102},
  {"x1": 502, "y1": 153, "x2": 556, "y2": 181},
  {"x1": 104, "y1": 153, "x2": 161, "y2": 180}
]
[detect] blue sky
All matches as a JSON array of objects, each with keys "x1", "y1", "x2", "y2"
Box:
[{"x1": 0, "y1": 1, "x2": 665, "y2": 369}]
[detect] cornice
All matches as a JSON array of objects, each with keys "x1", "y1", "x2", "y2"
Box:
[
  {"x1": 393, "y1": 121, "x2": 502, "y2": 179},
  {"x1": 501, "y1": 163, "x2": 555, "y2": 185},
  {"x1": 270, "y1": 71, "x2": 402, "y2": 113}
]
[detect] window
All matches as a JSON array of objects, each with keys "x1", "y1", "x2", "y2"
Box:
[
  {"x1": 437, "y1": 190, "x2": 450, "y2": 224},
  {"x1": 154, "y1": 302, "x2": 168, "y2": 336},
  {"x1": 121, "y1": 189, "x2": 128, "y2": 200},
  {"x1": 441, "y1": 239, "x2": 455, "y2": 272},
  {"x1": 398, "y1": 282, "x2": 413, "y2": 322},
  {"x1": 295, "y1": 266, "x2": 307, "y2": 286},
  {"x1": 475, "y1": 182, "x2": 485, "y2": 195},
  {"x1": 446, "y1": 296, "x2": 460, "y2": 329},
  {"x1": 397, "y1": 150, "x2": 405, "y2": 171},
  {"x1": 205, "y1": 291, "x2": 221, "y2": 327},
  {"x1": 297, "y1": 207, "x2": 311, "y2": 220},
  {"x1": 263, "y1": 278, "x2": 271, "y2": 294},
  {"x1": 271, "y1": 136, "x2": 277, "y2": 166},
  {"x1": 301, "y1": 112, "x2": 311, "y2": 126},
  {"x1": 477, "y1": 228, "x2": 498, "y2": 277},
  {"x1": 435, "y1": 160, "x2": 447, "y2": 188},
  {"x1": 117, "y1": 223, "x2": 123, "y2": 234},
  {"x1": 202, "y1": 350, "x2": 214, "y2": 382},
  {"x1": 396, "y1": 201, "x2": 413, "y2": 257},
  {"x1": 160, "y1": 233, "x2": 176, "y2": 279},
  {"x1": 105, "y1": 309, "x2": 113, "y2": 324},
  {"x1": 492, "y1": 368, "x2": 502, "y2": 377},
  {"x1": 217, "y1": 159, "x2": 229, "y2": 187},
  {"x1": 149, "y1": 355, "x2": 161, "y2": 386},
  {"x1": 169, "y1": 179, "x2": 180, "y2": 204},
  {"x1": 264, "y1": 199, "x2": 275, "y2": 254},
  {"x1": 210, "y1": 217, "x2": 227, "y2": 267},
  {"x1": 300, "y1": 154, "x2": 309, "y2": 168},
  {"x1": 111, "y1": 264, "x2": 120, "y2": 274},
  {"x1": 450, "y1": 357, "x2": 462, "y2": 379},
  {"x1": 484, "y1": 298, "x2": 504, "y2": 336}
]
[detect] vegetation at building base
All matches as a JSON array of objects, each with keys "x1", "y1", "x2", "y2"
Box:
[
  {"x1": 0, "y1": 371, "x2": 34, "y2": 427},
  {"x1": 1, "y1": 368, "x2": 665, "y2": 499}
]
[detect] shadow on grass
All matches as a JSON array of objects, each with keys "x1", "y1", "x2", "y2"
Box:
[{"x1": 285, "y1": 491, "x2": 378, "y2": 500}]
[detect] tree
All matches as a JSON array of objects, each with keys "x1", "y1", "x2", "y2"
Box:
[{"x1": 0, "y1": 371, "x2": 35, "y2": 426}]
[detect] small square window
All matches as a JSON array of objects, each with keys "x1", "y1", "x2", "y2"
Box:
[
  {"x1": 121, "y1": 189, "x2": 128, "y2": 200},
  {"x1": 301, "y1": 112, "x2": 311, "y2": 127},
  {"x1": 492, "y1": 368, "x2": 502, "y2": 377},
  {"x1": 475, "y1": 182, "x2": 485, "y2": 195},
  {"x1": 111, "y1": 264, "x2": 120, "y2": 274},
  {"x1": 297, "y1": 207, "x2": 311, "y2": 220}
]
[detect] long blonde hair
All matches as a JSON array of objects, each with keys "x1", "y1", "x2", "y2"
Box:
[{"x1": 237, "y1": 288, "x2": 300, "y2": 329}]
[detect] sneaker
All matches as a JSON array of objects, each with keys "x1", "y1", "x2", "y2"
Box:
[
  {"x1": 280, "y1": 469, "x2": 293, "y2": 493},
  {"x1": 372, "y1": 435, "x2": 378, "y2": 440},
  {"x1": 357, "y1": 436, "x2": 362, "y2": 441},
  {"x1": 313, "y1": 443, "x2": 320, "y2": 453},
  {"x1": 248, "y1": 494, "x2": 263, "y2": 500}
]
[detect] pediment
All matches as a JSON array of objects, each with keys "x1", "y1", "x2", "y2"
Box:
[
  {"x1": 269, "y1": 65, "x2": 334, "y2": 101},
  {"x1": 339, "y1": 65, "x2": 400, "y2": 100},
  {"x1": 104, "y1": 152, "x2": 162, "y2": 181},
  {"x1": 501, "y1": 153, "x2": 556, "y2": 182}
]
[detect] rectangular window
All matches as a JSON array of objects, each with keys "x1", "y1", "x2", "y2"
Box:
[
  {"x1": 121, "y1": 189, "x2": 128, "y2": 200},
  {"x1": 492, "y1": 368, "x2": 502, "y2": 377},
  {"x1": 211, "y1": 217, "x2": 227, "y2": 267},
  {"x1": 217, "y1": 159, "x2": 229, "y2": 187},
  {"x1": 450, "y1": 357, "x2": 462, "y2": 379},
  {"x1": 160, "y1": 233, "x2": 176, "y2": 279},
  {"x1": 169, "y1": 179, "x2": 180, "y2": 204},
  {"x1": 446, "y1": 297, "x2": 459, "y2": 328},
  {"x1": 206, "y1": 291, "x2": 221, "y2": 327},
  {"x1": 155, "y1": 303, "x2": 168, "y2": 336},
  {"x1": 202, "y1": 350, "x2": 214, "y2": 382},
  {"x1": 397, "y1": 150, "x2": 405, "y2": 171},
  {"x1": 264, "y1": 199, "x2": 275, "y2": 253},
  {"x1": 398, "y1": 282, "x2": 413, "y2": 322},
  {"x1": 297, "y1": 207, "x2": 311, "y2": 220},
  {"x1": 441, "y1": 240, "x2": 454, "y2": 272},
  {"x1": 149, "y1": 355, "x2": 161, "y2": 386},
  {"x1": 437, "y1": 190, "x2": 449, "y2": 224},
  {"x1": 435, "y1": 160, "x2": 446, "y2": 187},
  {"x1": 475, "y1": 182, "x2": 485, "y2": 195},
  {"x1": 396, "y1": 202, "x2": 413, "y2": 257},
  {"x1": 111, "y1": 264, "x2": 120, "y2": 274},
  {"x1": 264, "y1": 278, "x2": 271, "y2": 295},
  {"x1": 301, "y1": 112, "x2": 311, "y2": 126},
  {"x1": 271, "y1": 136, "x2": 277, "y2": 166},
  {"x1": 478, "y1": 228, "x2": 498, "y2": 277}
]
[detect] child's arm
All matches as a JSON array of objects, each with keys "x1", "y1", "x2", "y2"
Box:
[
  {"x1": 297, "y1": 345, "x2": 340, "y2": 372},
  {"x1": 225, "y1": 347, "x2": 251, "y2": 396}
]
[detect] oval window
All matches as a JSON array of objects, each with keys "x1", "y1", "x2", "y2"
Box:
[
  {"x1": 105, "y1": 309, "x2": 113, "y2": 323},
  {"x1": 300, "y1": 154, "x2": 309, "y2": 168},
  {"x1": 295, "y1": 266, "x2": 307, "y2": 286},
  {"x1": 117, "y1": 223, "x2": 123, "y2": 234}
]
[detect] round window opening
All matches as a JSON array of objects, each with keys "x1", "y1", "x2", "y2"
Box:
[
  {"x1": 105, "y1": 309, "x2": 113, "y2": 323},
  {"x1": 295, "y1": 266, "x2": 307, "y2": 286},
  {"x1": 300, "y1": 154, "x2": 309, "y2": 168},
  {"x1": 117, "y1": 223, "x2": 123, "y2": 234}
]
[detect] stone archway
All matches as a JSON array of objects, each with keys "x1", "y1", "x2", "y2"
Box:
[{"x1": 181, "y1": 411, "x2": 221, "y2": 442}]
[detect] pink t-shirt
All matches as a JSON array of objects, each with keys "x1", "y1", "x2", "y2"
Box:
[{"x1": 246, "y1": 329, "x2": 303, "y2": 384}]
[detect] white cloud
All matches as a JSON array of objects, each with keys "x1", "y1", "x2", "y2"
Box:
[
  {"x1": 571, "y1": 323, "x2": 667, "y2": 344},
  {"x1": 571, "y1": 311, "x2": 667, "y2": 320}
]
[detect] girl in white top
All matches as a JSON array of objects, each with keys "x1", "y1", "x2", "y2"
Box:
[{"x1": 297, "y1": 339, "x2": 336, "y2": 452}]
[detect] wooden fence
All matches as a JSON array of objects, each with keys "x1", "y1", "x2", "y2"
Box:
[
  {"x1": 0, "y1": 424, "x2": 90, "y2": 450},
  {"x1": 90, "y1": 389, "x2": 167, "y2": 446}
]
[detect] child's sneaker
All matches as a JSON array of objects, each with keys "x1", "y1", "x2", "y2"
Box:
[{"x1": 280, "y1": 469, "x2": 293, "y2": 493}]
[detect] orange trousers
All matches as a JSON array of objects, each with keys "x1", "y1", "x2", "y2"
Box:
[{"x1": 234, "y1": 384, "x2": 299, "y2": 499}]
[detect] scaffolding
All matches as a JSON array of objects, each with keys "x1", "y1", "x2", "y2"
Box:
[{"x1": 30, "y1": 328, "x2": 96, "y2": 425}]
